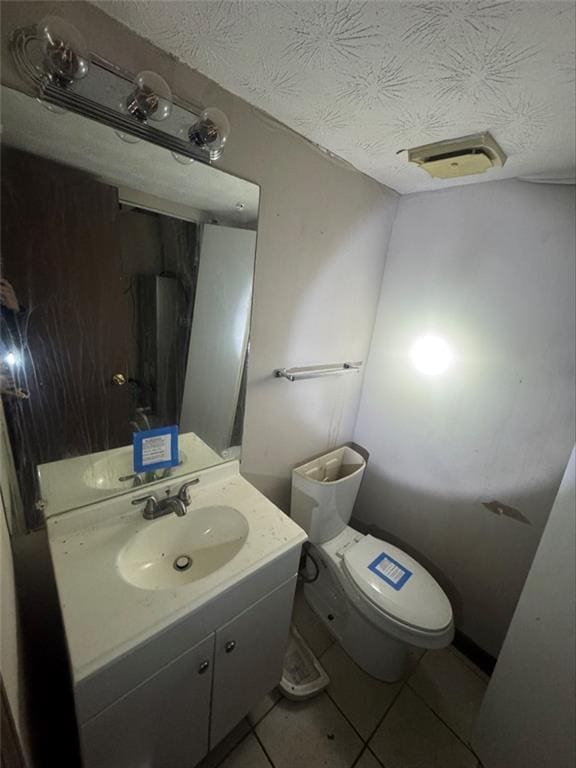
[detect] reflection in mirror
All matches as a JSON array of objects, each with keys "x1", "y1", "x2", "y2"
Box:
[{"x1": 0, "y1": 86, "x2": 259, "y2": 529}]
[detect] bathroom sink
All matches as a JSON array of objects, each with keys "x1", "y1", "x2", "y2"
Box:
[
  {"x1": 46, "y1": 461, "x2": 307, "y2": 683},
  {"x1": 83, "y1": 450, "x2": 188, "y2": 490},
  {"x1": 117, "y1": 505, "x2": 249, "y2": 589}
]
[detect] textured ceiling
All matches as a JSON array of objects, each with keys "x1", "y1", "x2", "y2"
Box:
[{"x1": 95, "y1": 1, "x2": 576, "y2": 193}]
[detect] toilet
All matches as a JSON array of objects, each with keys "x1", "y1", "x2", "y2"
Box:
[{"x1": 291, "y1": 446, "x2": 454, "y2": 682}]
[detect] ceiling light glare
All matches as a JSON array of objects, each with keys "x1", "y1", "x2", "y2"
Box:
[{"x1": 410, "y1": 335, "x2": 453, "y2": 375}]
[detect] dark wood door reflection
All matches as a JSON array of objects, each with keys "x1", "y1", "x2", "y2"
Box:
[{"x1": 1, "y1": 149, "x2": 148, "y2": 522}]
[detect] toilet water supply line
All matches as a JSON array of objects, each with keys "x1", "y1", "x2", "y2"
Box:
[{"x1": 298, "y1": 543, "x2": 320, "y2": 584}]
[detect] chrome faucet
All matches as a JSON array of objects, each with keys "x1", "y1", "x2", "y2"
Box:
[
  {"x1": 119, "y1": 467, "x2": 172, "y2": 488},
  {"x1": 131, "y1": 407, "x2": 152, "y2": 432},
  {"x1": 132, "y1": 478, "x2": 200, "y2": 520}
]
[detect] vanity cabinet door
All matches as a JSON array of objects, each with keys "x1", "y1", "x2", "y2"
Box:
[
  {"x1": 210, "y1": 577, "x2": 297, "y2": 748},
  {"x1": 80, "y1": 633, "x2": 214, "y2": 768}
]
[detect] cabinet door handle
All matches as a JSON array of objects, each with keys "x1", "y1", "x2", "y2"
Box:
[
  {"x1": 198, "y1": 660, "x2": 210, "y2": 674},
  {"x1": 224, "y1": 640, "x2": 236, "y2": 654}
]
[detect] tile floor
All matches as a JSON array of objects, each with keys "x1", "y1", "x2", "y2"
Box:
[{"x1": 199, "y1": 589, "x2": 487, "y2": 768}]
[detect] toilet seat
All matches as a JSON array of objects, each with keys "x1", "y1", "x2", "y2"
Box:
[{"x1": 317, "y1": 529, "x2": 454, "y2": 649}]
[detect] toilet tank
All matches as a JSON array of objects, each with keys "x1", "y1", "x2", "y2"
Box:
[{"x1": 290, "y1": 446, "x2": 366, "y2": 544}]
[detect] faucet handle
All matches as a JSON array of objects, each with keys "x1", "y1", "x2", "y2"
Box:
[
  {"x1": 132, "y1": 494, "x2": 158, "y2": 519},
  {"x1": 179, "y1": 478, "x2": 200, "y2": 505}
]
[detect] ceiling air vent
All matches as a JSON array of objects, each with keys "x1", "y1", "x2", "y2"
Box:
[{"x1": 407, "y1": 132, "x2": 506, "y2": 179}]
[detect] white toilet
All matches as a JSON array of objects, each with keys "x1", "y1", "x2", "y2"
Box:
[{"x1": 291, "y1": 446, "x2": 454, "y2": 682}]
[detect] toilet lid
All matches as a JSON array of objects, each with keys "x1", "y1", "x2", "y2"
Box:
[{"x1": 343, "y1": 535, "x2": 453, "y2": 633}]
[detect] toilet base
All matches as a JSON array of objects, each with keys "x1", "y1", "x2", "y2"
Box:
[{"x1": 303, "y1": 555, "x2": 409, "y2": 682}]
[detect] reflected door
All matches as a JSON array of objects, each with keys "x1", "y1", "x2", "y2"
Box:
[{"x1": 1, "y1": 147, "x2": 132, "y2": 464}]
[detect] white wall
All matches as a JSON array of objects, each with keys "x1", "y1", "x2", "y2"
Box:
[
  {"x1": 473, "y1": 446, "x2": 575, "y2": 768},
  {"x1": 354, "y1": 180, "x2": 576, "y2": 655},
  {"x1": 1, "y1": 496, "x2": 32, "y2": 765},
  {"x1": 180, "y1": 225, "x2": 256, "y2": 454},
  {"x1": 0, "y1": 1, "x2": 399, "y2": 512}
]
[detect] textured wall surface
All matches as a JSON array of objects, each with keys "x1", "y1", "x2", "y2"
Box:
[
  {"x1": 354, "y1": 179, "x2": 576, "y2": 654},
  {"x1": 0, "y1": 1, "x2": 398, "y2": 511},
  {"x1": 474, "y1": 447, "x2": 575, "y2": 768},
  {"x1": 94, "y1": 0, "x2": 576, "y2": 193}
]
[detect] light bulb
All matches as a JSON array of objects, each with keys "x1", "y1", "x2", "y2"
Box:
[
  {"x1": 38, "y1": 16, "x2": 90, "y2": 86},
  {"x1": 189, "y1": 107, "x2": 230, "y2": 160},
  {"x1": 126, "y1": 71, "x2": 172, "y2": 123},
  {"x1": 410, "y1": 335, "x2": 453, "y2": 375}
]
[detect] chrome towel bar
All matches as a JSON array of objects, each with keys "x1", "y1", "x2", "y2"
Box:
[{"x1": 274, "y1": 362, "x2": 362, "y2": 382}]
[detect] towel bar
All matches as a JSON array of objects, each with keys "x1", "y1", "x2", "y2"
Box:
[{"x1": 274, "y1": 362, "x2": 362, "y2": 382}]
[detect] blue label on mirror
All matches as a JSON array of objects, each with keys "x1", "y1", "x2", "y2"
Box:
[{"x1": 133, "y1": 426, "x2": 179, "y2": 473}]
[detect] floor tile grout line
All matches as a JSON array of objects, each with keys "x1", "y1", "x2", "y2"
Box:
[
  {"x1": 252, "y1": 688, "x2": 366, "y2": 768},
  {"x1": 318, "y1": 641, "x2": 399, "y2": 746},
  {"x1": 256, "y1": 684, "x2": 372, "y2": 758},
  {"x1": 349, "y1": 745, "x2": 372, "y2": 768},
  {"x1": 324, "y1": 687, "x2": 371, "y2": 743},
  {"x1": 250, "y1": 695, "x2": 281, "y2": 728},
  {"x1": 252, "y1": 728, "x2": 277, "y2": 768},
  {"x1": 212, "y1": 727, "x2": 253, "y2": 768},
  {"x1": 408, "y1": 648, "x2": 429, "y2": 678},
  {"x1": 368, "y1": 746, "x2": 387, "y2": 768},
  {"x1": 349, "y1": 745, "x2": 386, "y2": 768},
  {"x1": 448, "y1": 646, "x2": 491, "y2": 684},
  {"x1": 406, "y1": 682, "x2": 483, "y2": 761},
  {"x1": 361, "y1": 650, "x2": 430, "y2": 747},
  {"x1": 363, "y1": 674, "x2": 409, "y2": 747},
  {"x1": 320, "y1": 646, "x2": 430, "y2": 748}
]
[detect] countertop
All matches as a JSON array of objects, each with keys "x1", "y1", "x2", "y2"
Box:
[{"x1": 46, "y1": 461, "x2": 306, "y2": 682}]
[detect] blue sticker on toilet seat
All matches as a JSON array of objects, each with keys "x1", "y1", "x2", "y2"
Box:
[{"x1": 368, "y1": 553, "x2": 412, "y2": 591}]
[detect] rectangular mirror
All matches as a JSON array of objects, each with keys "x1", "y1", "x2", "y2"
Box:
[{"x1": 0, "y1": 85, "x2": 259, "y2": 528}]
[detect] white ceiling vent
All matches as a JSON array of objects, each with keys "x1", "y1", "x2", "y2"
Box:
[{"x1": 407, "y1": 132, "x2": 507, "y2": 180}]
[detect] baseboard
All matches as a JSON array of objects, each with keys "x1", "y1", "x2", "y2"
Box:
[{"x1": 453, "y1": 630, "x2": 497, "y2": 677}]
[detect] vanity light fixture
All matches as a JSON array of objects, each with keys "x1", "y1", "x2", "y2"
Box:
[
  {"x1": 10, "y1": 16, "x2": 231, "y2": 165},
  {"x1": 189, "y1": 108, "x2": 231, "y2": 161},
  {"x1": 171, "y1": 125, "x2": 196, "y2": 164},
  {"x1": 126, "y1": 71, "x2": 172, "y2": 123},
  {"x1": 10, "y1": 15, "x2": 90, "y2": 90},
  {"x1": 38, "y1": 16, "x2": 90, "y2": 86}
]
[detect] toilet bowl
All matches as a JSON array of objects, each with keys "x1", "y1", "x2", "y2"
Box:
[{"x1": 291, "y1": 446, "x2": 454, "y2": 682}]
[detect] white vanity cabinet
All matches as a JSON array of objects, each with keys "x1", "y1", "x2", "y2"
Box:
[
  {"x1": 210, "y1": 578, "x2": 295, "y2": 747},
  {"x1": 80, "y1": 634, "x2": 214, "y2": 768},
  {"x1": 47, "y1": 464, "x2": 307, "y2": 768},
  {"x1": 78, "y1": 575, "x2": 298, "y2": 768}
]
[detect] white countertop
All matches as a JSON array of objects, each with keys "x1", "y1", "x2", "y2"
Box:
[{"x1": 46, "y1": 461, "x2": 306, "y2": 682}]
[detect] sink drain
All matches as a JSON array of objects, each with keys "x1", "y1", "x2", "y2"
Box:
[{"x1": 173, "y1": 555, "x2": 192, "y2": 572}]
